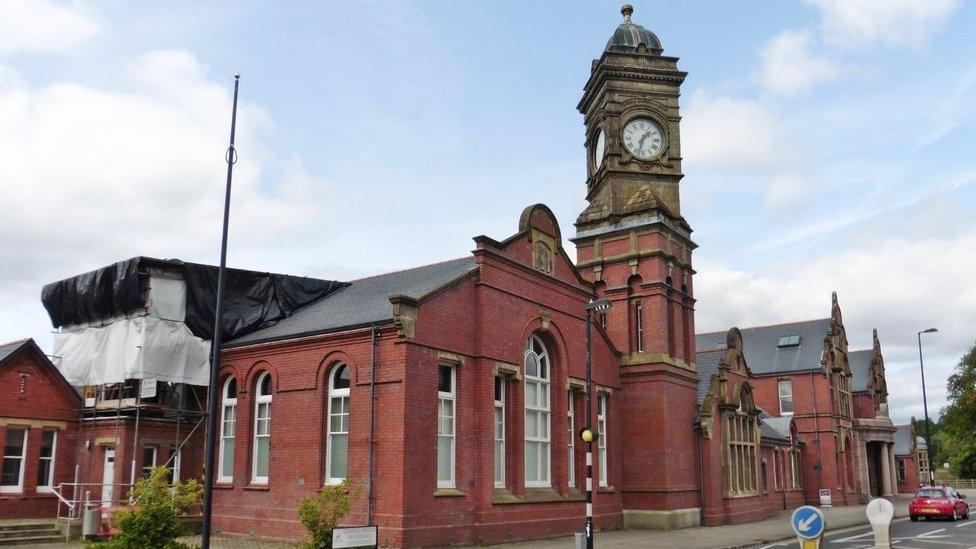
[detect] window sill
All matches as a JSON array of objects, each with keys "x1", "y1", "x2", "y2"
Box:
[
  {"x1": 214, "y1": 483, "x2": 234, "y2": 490},
  {"x1": 723, "y1": 491, "x2": 760, "y2": 500},
  {"x1": 492, "y1": 487, "x2": 585, "y2": 505},
  {"x1": 433, "y1": 488, "x2": 465, "y2": 497},
  {"x1": 597, "y1": 485, "x2": 614, "y2": 493},
  {"x1": 243, "y1": 484, "x2": 270, "y2": 491}
]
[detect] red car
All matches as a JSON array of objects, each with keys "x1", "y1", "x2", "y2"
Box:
[{"x1": 909, "y1": 485, "x2": 970, "y2": 521}]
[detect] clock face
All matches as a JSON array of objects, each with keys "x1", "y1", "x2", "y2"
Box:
[
  {"x1": 594, "y1": 129, "x2": 606, "y2": 169},
  {"x1": 622, "y1": 118, "x2": 665, "y2": 160}
]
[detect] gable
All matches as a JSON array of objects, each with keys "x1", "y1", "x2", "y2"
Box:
[
  {"x1": 0, "y1": 339, "x2": 81, "y2": 420},
  {"x1": 474, "y1": 204, "x2": 594, "y2": 292}
]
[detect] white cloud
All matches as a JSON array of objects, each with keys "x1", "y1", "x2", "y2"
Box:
[
  {"x1": 0, "y1": 0, "x2": 100, "y2": 57},
  {"x1": 0, "y1": 49, "x2": 334, "y2": 296},
  {"x1": 682, "y1": 91, "x2": 784, "y2": 170},
  {"x1": 764, "y1": 175, "x2": 810, "y2": 217},
  {"x1": 759, "y1": 30, "x2": 836, "y2": 95},
  {"x1": 805, "y1": 0, "x2": 961, "y2": 48},
  {"x1": 695, "y1": 225, "x2": 976, "y2": 423}
]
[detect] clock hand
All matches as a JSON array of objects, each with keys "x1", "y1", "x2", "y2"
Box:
[{"x1": 638, "y1": 131, "x2": 651, "y2": 151}]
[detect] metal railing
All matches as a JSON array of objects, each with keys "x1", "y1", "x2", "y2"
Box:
[
  {"x1": 54, "y1": 482, "x2": 135, "y2": 521},
  {"x1": 943, "y1": 478, "x2": 976, "y2": 489}
]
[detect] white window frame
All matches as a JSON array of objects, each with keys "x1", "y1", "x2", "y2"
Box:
[
  {"x1": 635, "y1": 300, "x2": 644, "y2": 352},
  {"x1": 251, "y1": 372, "x2": 272, "y2": 484},
  {"x1": 1, "y1": 428, "x2": 28, "y2": 493},
  {"x1": 142, "y1": 445, "x2": 157, "y2": 478},
  {"x1": 37, "y1": 430, "x2": 57, "y2": 493},
  {"x1": 567, "y1": 390, "x2": 575, "y2": 488},
  {"x1": 598, "y1": 394, "x2": 608, "y2": 487},
  {"x1": 778, "y1": 379, "x2": 794, "y2": 416},
  {"x1": 170, "y1": 445, "x2": 182, "y2": 485},
  {"x1": 494, "y1": 376, "x2": 505, "y2": 488},
  {"x1": 790, "y1": 451, "x2": 800, "y2": 489},
  {"x1": 524, "y1": 335, "x2": 551, "y2": 488},
  {"x1": 217, "y1": 377, "x2": 237, "y2": 483},
  {"x1": 437, "y1": 365, "x2": 457, "y2": 489},
  {"x1": 326, "y1": 364, "x2": 350, "y2": 485}
]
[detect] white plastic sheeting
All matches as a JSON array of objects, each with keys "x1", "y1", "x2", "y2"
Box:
[{"x1": 54, "y1": 316, "x2": 211, "y2": 386}]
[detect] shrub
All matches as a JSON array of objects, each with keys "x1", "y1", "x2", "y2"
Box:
[
  {"x1": 297, "y1": 480, "x2": 361, "y2": 548},
  {"x1": 90, "y1": 466, "x2": 202, "y2": 549}
]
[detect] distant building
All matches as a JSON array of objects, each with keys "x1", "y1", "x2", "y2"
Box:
[{"x1": 0, "y1": 339, "x2": 81, "y2": 519}]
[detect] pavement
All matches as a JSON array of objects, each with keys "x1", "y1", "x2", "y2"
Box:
[{"x1": 507, "y1": 496, "x2": 913, "y2": 549}]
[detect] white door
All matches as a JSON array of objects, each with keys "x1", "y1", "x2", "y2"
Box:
[{"x1": 101, "y1": 447, "x2": 115, "y2": 507}]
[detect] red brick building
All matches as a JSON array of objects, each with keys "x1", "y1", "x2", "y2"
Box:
[
  {"x1": 695, "y1": 329, "x2": 805, "y2": 526},
  {"x1": 0, "y1": 339, "x2": 81, "y2": 519},
  {"x1": 893, "y1": 422, "x2": 922, "y2": 494}
]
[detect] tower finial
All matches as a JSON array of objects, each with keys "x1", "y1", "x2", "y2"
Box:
[{"x1": 621, "y1": 4, "x2": 633, "y2": 22}]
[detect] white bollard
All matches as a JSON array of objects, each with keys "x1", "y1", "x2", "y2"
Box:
[{"x1": 866, "y1": 498, "x2": 894, "y2": 549}]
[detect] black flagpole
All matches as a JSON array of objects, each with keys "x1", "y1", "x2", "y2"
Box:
[{"x1": 201, "y1": 72, "x2": 240, "y2": 549}]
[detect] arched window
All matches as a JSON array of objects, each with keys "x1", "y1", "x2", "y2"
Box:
[
  {"x1": 218, "y1": 377, "x2": 237, "y2": 483},
  {"x1": 724, "y1": 387, "x2": 758, "y2": 496},
  {"x1": 252, "y1": 372, "x2": 272, "y2": 484},
  {"x1": 326, "y1": 364, "x2": 350, "y2": 484},
  {"x1": 524, "y1": 335, "x2": 551, "y2": 487}
]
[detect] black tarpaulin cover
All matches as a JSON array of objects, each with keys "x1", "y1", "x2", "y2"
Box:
[{"x1": 41, "y1": 257, "x2": 346, "y2": 342}]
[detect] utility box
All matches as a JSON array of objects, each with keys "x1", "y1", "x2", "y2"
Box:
[
  {"x1": 82, "y1": 509, "x2": 100, "y2": 538},
  {"x1": 574, "y1": 532, "x2": 585, "y2": 549}
]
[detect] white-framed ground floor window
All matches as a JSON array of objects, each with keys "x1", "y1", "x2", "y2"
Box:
[
  {"x1": 1, "y1": 428, "x2": 28, "y2": 493},
  {"x1": 494, "y1": 376, "x2": 505, "y2": 488},
  {"x1": 524, "y1": 335, "x2": 551, "y2": 487},
  {"x1": 567, "y1": 390, "x2": 575, "y2": 488},
  {"x1": 437, "y1": 365, "x2": 456, "y2": 488},
  {"x1": 36, "y1": 430, "x2": 57, "y2": 492},
  {"x1": 598, "y1": 393, "x2": 608, "y2": 487}
]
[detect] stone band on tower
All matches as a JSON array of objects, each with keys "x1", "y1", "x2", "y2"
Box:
[{"x1": 573, "y1": 5, "x2": 701, "y2": 529}]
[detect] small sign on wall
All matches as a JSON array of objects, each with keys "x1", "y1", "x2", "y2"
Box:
[
  {"x1": 818, "y1": 489, "x2": 832, "y2": 507},
  {"x1": 333, "y1": 526, "x2": 378, "y2": 548},
  {"x1": 140, "y1": 378, "x2": 157, "y2": 399}
]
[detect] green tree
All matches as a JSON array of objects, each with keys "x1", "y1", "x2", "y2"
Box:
[
  {"x1": 297, "y1": 480, "x2": 361, "y2": 549},
  {"x1": 91, "y1": 466, "x2": 202, "y2": 549},
  {"x1": 940, "y1": 343, "x2": 976, "y2": 477}
]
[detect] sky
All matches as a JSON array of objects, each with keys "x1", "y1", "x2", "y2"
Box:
[{"x1": 1, "y1": 0, "x2": 975, "y2": 425}]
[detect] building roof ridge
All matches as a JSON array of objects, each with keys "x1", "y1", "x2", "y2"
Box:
[
  {"x1": 347, "y1": 256, "x2": 474, "y2": 284},
  {"x1": 697, "y1": 316, "x2": 830, "y2": 337}
]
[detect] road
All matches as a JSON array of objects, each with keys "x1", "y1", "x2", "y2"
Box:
[{"x1": 762, "y1": 516, "x2": 976, "y2": 548}]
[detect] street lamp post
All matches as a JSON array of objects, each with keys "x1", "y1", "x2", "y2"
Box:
[
  {"x1": 582, "y1": 298, "x2": 611, "y2": 549},
  {"x1": 917, "y1": 327, "x2": 937, "y2": 486}
]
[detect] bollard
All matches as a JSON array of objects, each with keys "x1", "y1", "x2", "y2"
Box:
[{"x1": 866, "y1": 498, "x2": 894, "y2": 549}]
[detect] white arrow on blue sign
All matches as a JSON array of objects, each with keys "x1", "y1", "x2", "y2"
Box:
[{"x1": 790, "y1": 505, "x2": 825, "y2": 540}]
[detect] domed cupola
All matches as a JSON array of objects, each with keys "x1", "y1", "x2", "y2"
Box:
[{"x1": 606, "y1": 4, "x2": 662, "y2": 54}]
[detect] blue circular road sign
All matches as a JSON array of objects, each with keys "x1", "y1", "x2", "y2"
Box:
[{"x1": 790, "y1": 505, "x2": 825, "y2": 540}]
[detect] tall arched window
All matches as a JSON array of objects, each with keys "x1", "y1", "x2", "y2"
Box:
[
  {"x1": 724, "y1": 387, "x2": 758, "y2": 496},
  {"x1": 218, "y1": 377, "x2": 237, "y2": 483},
  {"x1": 326, "y1": 364, "x2": 350, "y2": 484},
  {"x1": 252, "y1": 372, "x2": 272, "y2": 484},
  {"x1": 524, "y1": 335, "x2": 551, "y2": 487}
]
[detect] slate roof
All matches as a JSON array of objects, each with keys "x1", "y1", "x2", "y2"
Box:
[
  {"x1": 696, "y1": 318, "x2": 830, "y2": 375},
  {"x1": 893, "y1": 424, "x2": 915, "y2": 455},
  {"x1": 849, "y1": 349, "x2": 873, "y2": 392},
  {"x1": 0, "y1": 339, "x2": 30, "y2": 365},
  {"x1": 761, "y1": 416, "x2": 793, "y2": 442},
  {"x1": 696, "y1": 349, "x2": 724, "y2": 405},
  {"x1": 227, "y1": 257, "x2": 478, "y2": 347}
]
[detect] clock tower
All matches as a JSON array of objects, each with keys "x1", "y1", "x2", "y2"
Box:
[{"x1": 574, "y1": 5, "x2": 701, "y2": 528}]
